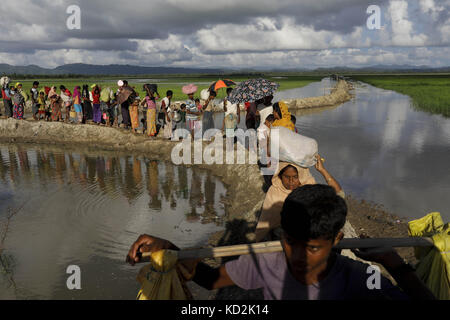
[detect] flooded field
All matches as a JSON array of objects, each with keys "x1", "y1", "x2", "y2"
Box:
[
  {"x1": 279, "y1": 81, "x2": 450, "y2": 222},
  {"x1": 0, "y1": 144, "x2": 227, "y2": 299}
]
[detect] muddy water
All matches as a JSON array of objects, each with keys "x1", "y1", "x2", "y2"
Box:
[{"x1": 0, "y1": 144, "x2": 227, "y2": 299}]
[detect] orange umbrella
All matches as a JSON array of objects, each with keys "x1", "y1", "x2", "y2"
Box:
[{"x1": 209, "y1": 79, "x2": 235, "y2": 92}]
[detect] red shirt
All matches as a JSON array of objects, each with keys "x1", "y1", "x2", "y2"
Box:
[{"x1": 92, "y1": 91, "x2": 100, "y2": 104}]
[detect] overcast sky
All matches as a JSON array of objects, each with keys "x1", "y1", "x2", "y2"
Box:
[{"x1": 0, "y1": 0, "x2": 449, "y2": 69}]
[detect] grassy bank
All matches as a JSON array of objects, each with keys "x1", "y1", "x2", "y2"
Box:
[
  {"x1": 13, "y1": 75, "x2": 323, "y2": 101},
  {"x1": 351, "y1": 74, "x2": 450, "y2": 117}
]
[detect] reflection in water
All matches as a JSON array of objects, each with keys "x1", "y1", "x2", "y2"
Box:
[
  {"x1": 289, "y1": 82, "x2": 450, "y2": 221},
  {"x1": 147, "y1": 160, "x2": 161, "y2": 209},
  {"x1": 0, "y1": 144, "x2": 227, "y2": 299}
]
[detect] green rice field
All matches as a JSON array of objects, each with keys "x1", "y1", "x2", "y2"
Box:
[
  {"x1": 352, "y1": 74, "x2": 450, "y2": 117},
  {"x1": 13, "y1": 75, "x2": 323, "y2": 101}
]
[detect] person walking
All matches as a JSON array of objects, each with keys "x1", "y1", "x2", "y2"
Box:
[{"x1": 1, "y1": 81, "x2": 13, "y2": 118}]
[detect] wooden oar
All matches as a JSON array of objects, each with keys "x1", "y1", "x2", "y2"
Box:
[{"x1": 141, "y1": 237, "x2": 434, "y2": 260}]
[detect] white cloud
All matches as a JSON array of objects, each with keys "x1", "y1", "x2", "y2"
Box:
[
  {"x1": 419, "y1": 0, "x2": 445, "y2": 19},
  {"x1": 0, "y1": 0, "x2": 449, "y2": 69},
  {"x1": 389, "y1": 0, "x2": 428, "y2": 46}
]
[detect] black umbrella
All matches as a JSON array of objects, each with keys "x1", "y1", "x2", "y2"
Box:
[{"x1": 227, "y1": 78, "x2": 279, "y2": 104}]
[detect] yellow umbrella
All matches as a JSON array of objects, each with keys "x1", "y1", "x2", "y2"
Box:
[{"x1": 408, "y1": 212, "x2": 450, "y2": 300}]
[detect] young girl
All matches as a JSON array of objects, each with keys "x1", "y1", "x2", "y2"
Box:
[
  {"x1": 195, "y1": 98, "x2": 203, "y2": 112},
  {"x1": 38, "y1": 91, "x2": 46, "y2": 120},
  {"x1": 129, "y1": 97, "x2": 141, "y2": 133},
  {"x1": 73, "y1": 86, "x2": 83, "y2": 124}
]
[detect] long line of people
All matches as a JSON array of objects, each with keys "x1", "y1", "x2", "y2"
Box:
[{"x1": 0, "y1": 79, "x2": 246, "y2": 142}]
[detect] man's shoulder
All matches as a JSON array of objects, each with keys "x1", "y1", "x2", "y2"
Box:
[
  {"x1": 335, "y1": 254, "x2": 372, "y2": 274},
  {"x1": 237, "y1": 251, "x2": 284, "y2": 267}
]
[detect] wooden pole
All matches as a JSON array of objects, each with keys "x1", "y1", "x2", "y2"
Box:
[{"x1": 141, "y1": 237, "x2": 434, "y2": 261}]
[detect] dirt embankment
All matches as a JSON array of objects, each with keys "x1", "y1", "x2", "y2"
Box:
[{"x1": 282, "y1": 80, "x2": 354, "y2": 110}]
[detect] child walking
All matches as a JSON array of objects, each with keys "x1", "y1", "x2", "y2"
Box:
[{"x1": 37, "y1": 91, "x2": 46, "y2": 120}]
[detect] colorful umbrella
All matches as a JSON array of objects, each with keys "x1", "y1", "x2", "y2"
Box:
[
  {"x1": 209, "y1": 79, "x2": 235, "y2": 92},
  {"x1": 227, "y1": 78, "x2": 279, "y2": 104}
]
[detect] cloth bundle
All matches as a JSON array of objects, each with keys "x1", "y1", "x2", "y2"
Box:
[
  {"x1": 270, "y1": 126, "x2": 318, "y2": 168},
  {"x1": 136, "y1": 250, "x2": 196, "y2": 300}
]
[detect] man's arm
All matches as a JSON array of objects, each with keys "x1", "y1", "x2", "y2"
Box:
[
  {"x1": 126, "y1": 234, "x2": 235, "y2": 290},
  {"x1": 314, "y1": 154, "x2": 343, "y2": 194},
  {"x1": 192, "y1": 263, "x2": 235, "y2": 290}
]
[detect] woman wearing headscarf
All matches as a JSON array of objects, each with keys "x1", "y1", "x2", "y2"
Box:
[
  {"x1": 182, "y1": 84, "x2": 200, "y2": 138},
  {"x1": 82, "y1": 84, "x2": 93, "y2": 122},
  {"x1": 48, "y1": 86, "x2": 63, "y2": 122},
  {"x1": 73, "y1": 86, "x2": 83, "y2": 123},
  {"x1": 271, "y1": 101, "x2": 295, "y2": 132},
  {"x1": 12, "y1": 85, "x2": 25, "y2": 120},
  {"x1": 142, "y1": 85, "x2": 159, "y2": 137},
  {"x1": 60, "y1": 85, "x2": 72, "y2": 123},
  {"x1": 254, "y1": 155, "x2": 344, "y2": 242}
]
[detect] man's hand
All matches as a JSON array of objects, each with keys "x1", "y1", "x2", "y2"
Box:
[{"x1": 126, "y1": 234, "x2": 177, "y2": 266}]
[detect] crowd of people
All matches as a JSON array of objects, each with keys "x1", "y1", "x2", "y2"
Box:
[
  {"x1": 0, "y1": 78, "x2": 302, "y2": 145},
  {"x1": 0, "y1": 79, "x2": 248, "y2": 141}
]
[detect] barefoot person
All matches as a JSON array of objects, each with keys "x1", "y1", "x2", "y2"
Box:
[{"x1": 126, "y1": 184, "x2": 435, "y2": 300}]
